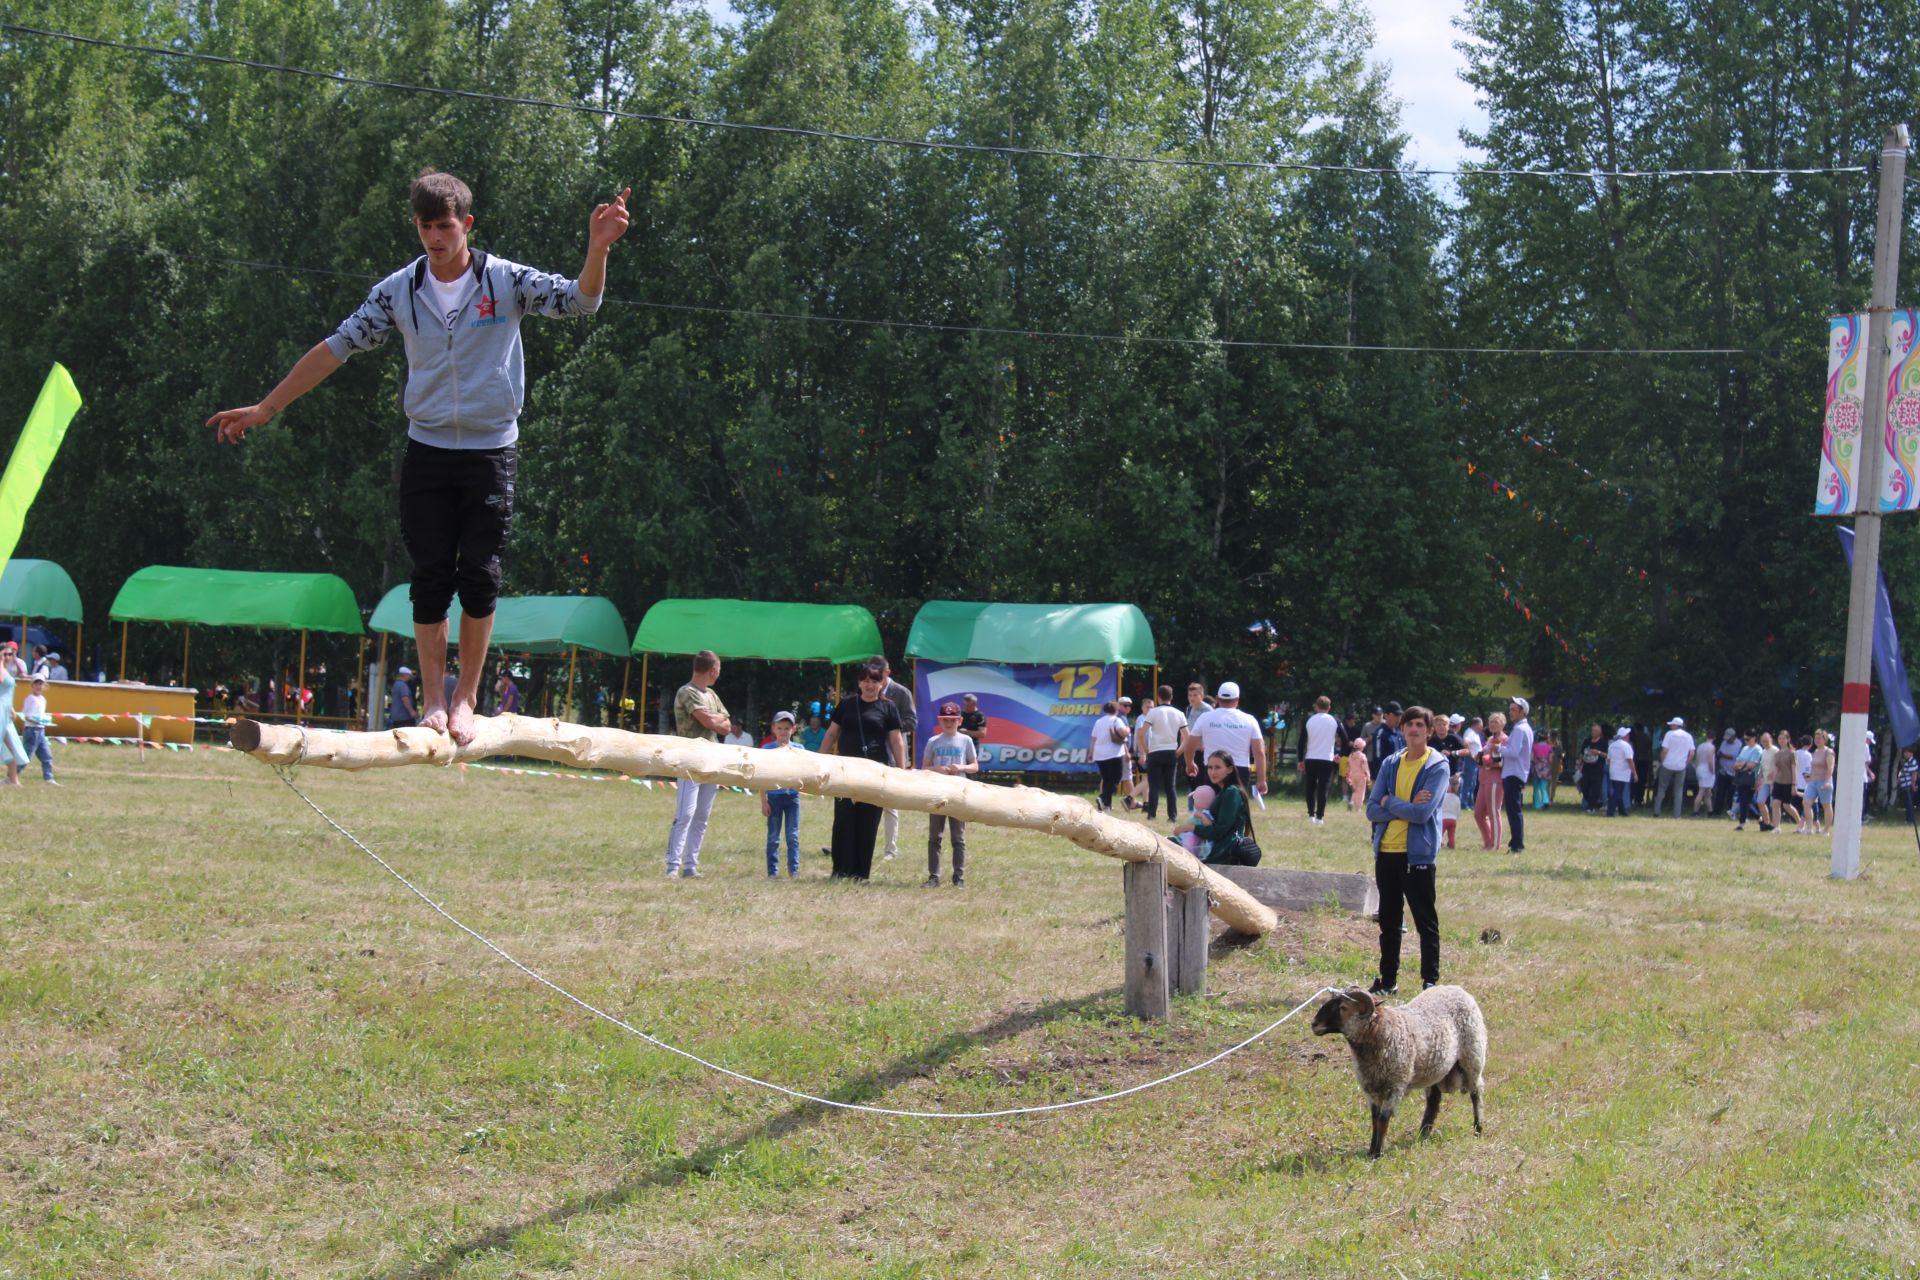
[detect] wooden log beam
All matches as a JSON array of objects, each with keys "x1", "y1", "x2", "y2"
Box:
[{"x1": 228, "y1": 715, "x2": 1279, "y2": 936}]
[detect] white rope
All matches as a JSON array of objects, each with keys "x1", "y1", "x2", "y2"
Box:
[{"x1": 267, "y1": 765, "x2": 1335, "y2": 1119}]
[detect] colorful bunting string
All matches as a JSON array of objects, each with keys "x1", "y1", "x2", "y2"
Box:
[
  {"x1": 1438, "y1": 384, "x2": 1637, "y2": 504},
  {"x1": 1485, "y1": 558, "x2": 1612, "y2": 680},
  {"x1": 1455, "y1": 457, "x2": 1694, "y2": 603}
]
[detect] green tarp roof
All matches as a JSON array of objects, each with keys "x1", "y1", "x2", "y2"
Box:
[
  {"x1": 369, "y1": 587, "x2": 631, "y2": 657},
  {"x1": 632, "y1": 599, "x2": 883, "y2": 664},
  {"x1": 110, "y1": 566, "x2": 364, "y2": 634},
  {"x1": 0, "y1": 559, "x2": 83, "y2": 622},
  {"x1": 905, "y1": 601, "x2": 1156, "y2": 665}
]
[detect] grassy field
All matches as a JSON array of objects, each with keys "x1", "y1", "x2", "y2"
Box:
[{"x1": 3, "y1": 747, "x2": 1918, "y2": 1279}]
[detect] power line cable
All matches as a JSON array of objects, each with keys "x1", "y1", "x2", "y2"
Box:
[
  {"x1": 206, "y1": 254, "x2": 1777, "y2": 356},
  {"x1": 0, "y1": 22, "x2": 1873, "y2": 182}
]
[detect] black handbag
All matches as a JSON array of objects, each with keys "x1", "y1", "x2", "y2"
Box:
[{"x1": 1226, "y1": 805, "x2": 1262, "y2": 866}]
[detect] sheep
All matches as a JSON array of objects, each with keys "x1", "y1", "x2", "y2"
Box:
[{"x1": 1311, "y1": 984, "x2": 1486, "y2": 1158}]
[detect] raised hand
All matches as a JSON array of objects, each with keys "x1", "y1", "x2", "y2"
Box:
[{"x1": 589, "y1": 187, "x2": 632, "y2": 251}]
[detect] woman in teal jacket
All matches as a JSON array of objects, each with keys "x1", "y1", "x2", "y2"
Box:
[{"x1": 1176, "y1": 750, "x2": 1252, "y2": 864}]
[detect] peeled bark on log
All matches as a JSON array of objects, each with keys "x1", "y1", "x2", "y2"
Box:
[{"x1": 229, "y1": 714, "x2": 1278, "y2": 935}]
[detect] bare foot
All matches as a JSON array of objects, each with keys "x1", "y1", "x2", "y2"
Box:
[
  {"x1": 420, "y1": 699, "x2": 450, "y2": 734},
  {"x1": 448, "y1": 697, "x2": 477, "y2": 746}
]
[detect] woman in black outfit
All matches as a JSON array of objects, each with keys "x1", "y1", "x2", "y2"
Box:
[{"x1": 819, "y1": 658, "x2": 907, "y2": 879}]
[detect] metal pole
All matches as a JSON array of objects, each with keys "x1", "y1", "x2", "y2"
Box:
[
  {"x1": 296, "y1": 630, "x2": 309, "y2": 725},
  {"x1": 639, "y1": 652, "x2": 650, "y2": 731},
  {"x1": 1832, "y1": 124, "x2": 1911, "y2": 880},
  {"x1": 565, "y1": 645, "x2": 578, "y2": 722},
  {"x1": 374, "y1": 632, "x2": 389, "y2": 730}
]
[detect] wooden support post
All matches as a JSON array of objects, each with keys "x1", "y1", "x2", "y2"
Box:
[
  {"x1": 119, "y1": 621, "x2": 127, "y2": 681},
  {"x1": 73, "y1": 622, "x2": 82, "y2": 677},
  {"x1": 182, "y1": 626, "x2": 190, "y2": 687},
  {"x1": 619, "y1": 658, "x2": 631, "y2": 729},
  {"x1": 1166, "y1": 884, "x2": 1208, "y2": 997},
  {"x1": 354, "y1": 636, "x2": 365, "y2": 725},
  {"x1": 1123, "y1": 859, "x2": 1170, "y2": 1020},
  {"x1": 639, "y1": 652, "x2": 649, "y2": 732},
  {"x1": 295, "y1": 630, "x2": 308, "y2": 724}
]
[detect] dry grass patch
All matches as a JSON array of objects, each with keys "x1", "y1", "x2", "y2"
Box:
[{"x1": 2, "y1": 749, "x2": 1918, "y2": 1278}]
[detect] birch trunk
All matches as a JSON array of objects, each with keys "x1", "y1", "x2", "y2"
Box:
[{"x1": 229, "y1": 715, "x2": 1278, "y2": 935}]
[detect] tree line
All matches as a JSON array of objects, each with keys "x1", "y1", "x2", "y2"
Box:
[{"x1": 2, "y1": 0, "x2": 1918, "y2": 728}]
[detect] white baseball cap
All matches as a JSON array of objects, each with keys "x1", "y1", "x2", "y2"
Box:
[
  {"x1": 1448, "y1": 714, "x2": 1464, "y2": 726},
  {"x1": 1615, "y1": 726, "x2": 1631, "y2": 739},
  {"x1": 397, "y1": 665, "x2": 414, "y2": 675},
  {"x1": 1668, "y1": 717, "x2": 1685, "y2": 728},
  {"x1": 1510, "y1": 695, "x2": 1530, "y2": 714},
  {"x1": 1216, "y1": 681, "x2": 1240, "y2": 700}
]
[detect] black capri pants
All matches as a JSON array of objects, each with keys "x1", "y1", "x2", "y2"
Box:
[{"x1": 399, "y1": 439, "x2": 517, "y2": 624}]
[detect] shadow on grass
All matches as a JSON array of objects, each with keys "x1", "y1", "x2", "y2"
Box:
[{"x1": 381, "y1": 987, "x2": 1119, "y2": 1280}]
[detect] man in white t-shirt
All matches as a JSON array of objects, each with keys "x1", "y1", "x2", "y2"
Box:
[
  {"x1": 1182, "y1": 681, "x2": 1267, "y2": 796},
  {"x1": 1654, "y1": 716, "x2": 1695, "y2": 819},
  {"x1": 1605, "y1": 726, "x2": 1637, "y2": 816},
  {"x1": 1139, "y1": 684, "x2": 1188, "y2": 821},
  {"x1": 1115, "y1": 695, "x2": 1138, "y2": 806},
  {"x1": 1296, "y1": 694, "x2": 1340, "y2": 824}
]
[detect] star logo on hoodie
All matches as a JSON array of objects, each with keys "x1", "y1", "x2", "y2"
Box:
[{"x1": 476, "y1": 293, "x2": 496, "y2": 319}]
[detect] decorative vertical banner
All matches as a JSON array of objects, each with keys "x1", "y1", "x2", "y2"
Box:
[
  {"x1": 0, "y1": 364, "x2": 83, "y2": 565},
  {"x1": 1818, "y1": 311, "x2": 1920, "y2": 515},
  {"x1": 1885, "y1": 311, "x2": 1920, "y2": 511},
  {"x1": 913, "y1": 659, "x2": 1115, "y2": 773}
]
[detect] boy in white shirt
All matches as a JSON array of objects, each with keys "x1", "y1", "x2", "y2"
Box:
[
  {"x1": 921, "y1": 702, "x2": 980, "y2": 886},
  {"x1": 19, "y1": 674, "x2": 56, "y2": 784}
]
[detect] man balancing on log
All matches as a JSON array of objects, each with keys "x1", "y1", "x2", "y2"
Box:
[{"x1": 207, "y1": 170, "x2": 630, "y2": 744}]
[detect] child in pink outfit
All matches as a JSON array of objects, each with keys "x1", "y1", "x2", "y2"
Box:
[
  {"x1": 1345, "y1": 738, "x2": 1371, "y2": 808},
  {"x1": 1179, "y1": 785, "x2": 1216, "y2": 856}
]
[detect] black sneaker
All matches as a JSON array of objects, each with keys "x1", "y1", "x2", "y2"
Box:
[
  {"x1": 923, "y1": 875, "x2": 941, "y2": 888},
  {"x1": 1367, "y1": 978, "x2": 1397, "y2": 997},
  {"x1": 1422, "y1": 980, "x2": 1437, "y2": 990},
  {"x1": 952, "y1": 876, "x2": 965, "y2": 888}
]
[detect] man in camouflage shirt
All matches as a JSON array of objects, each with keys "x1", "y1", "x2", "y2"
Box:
[{"x1": 666, "y1": 649, "x2": 733, "y2": 878}]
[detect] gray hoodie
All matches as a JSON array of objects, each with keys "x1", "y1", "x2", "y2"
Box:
[{"x1": 324, "y1": 250, "x2": 601, "y2": 449}]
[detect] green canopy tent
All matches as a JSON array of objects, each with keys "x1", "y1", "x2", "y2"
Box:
[
  {"x1": 0, "y1": 559, "x2": 85, "y2": 668},
  {"x1": 629, "y1": 599, "x2": 884, "y2": 729},
  {"x1": 109, "y1": 566, "x2": 364, "y2": 721},
  {"x1": 904, "y1": 601, "x2": 1157, "y2": 668},
  {"x1": 368, "y1": 587, "x2": 632, "y2": 720}
]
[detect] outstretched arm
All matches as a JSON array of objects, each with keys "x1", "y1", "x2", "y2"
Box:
[{"x1": 206, "y1": 341, "x2": 343, "y2": 442}]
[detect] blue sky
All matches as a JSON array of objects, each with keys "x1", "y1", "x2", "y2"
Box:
[{"x1": 698, "y1": 1, "x2": 1485, "y2": 172}]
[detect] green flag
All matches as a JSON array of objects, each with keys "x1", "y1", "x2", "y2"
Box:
[{"x1": 0, "y1": 364, "x2": 82, "y2": 567}]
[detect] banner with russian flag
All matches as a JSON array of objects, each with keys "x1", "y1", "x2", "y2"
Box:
[{"x1": 913, "y1": 659, "x2": 1116, "y2": 773}]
